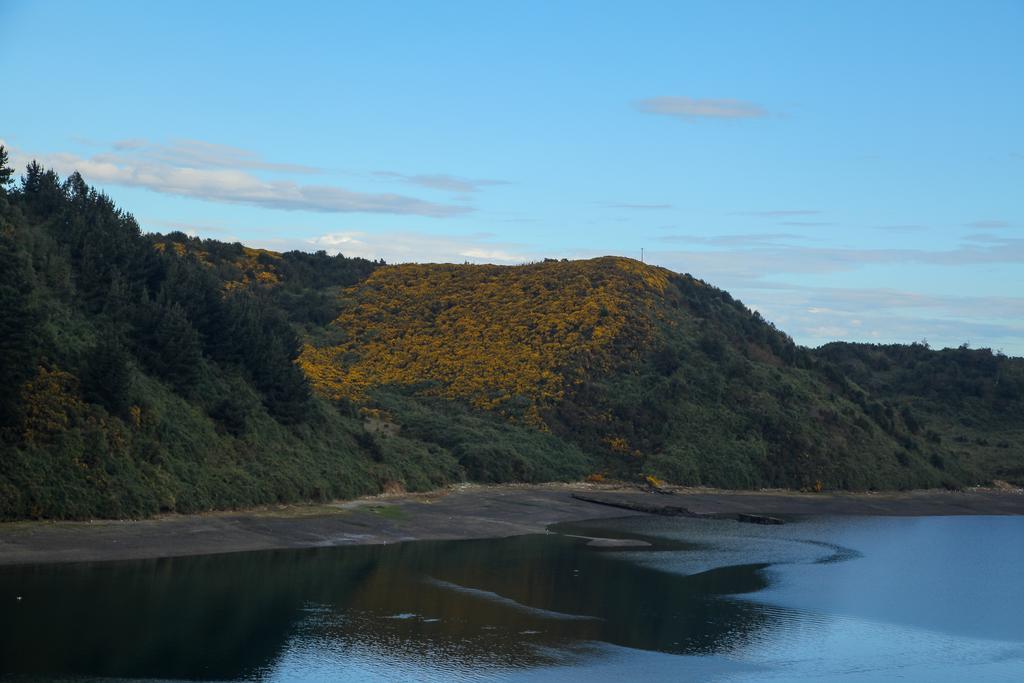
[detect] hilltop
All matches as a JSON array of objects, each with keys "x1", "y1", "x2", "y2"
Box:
[{"x1": 1, "y1": 158, "x2": 1022, "y2": 519}]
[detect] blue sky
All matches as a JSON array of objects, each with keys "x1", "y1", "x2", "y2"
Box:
[{"x1": 3, "y1": 0, "x2": 1022, "y2": 353}]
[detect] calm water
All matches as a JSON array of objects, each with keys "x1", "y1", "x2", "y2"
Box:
[{"x1": 1, "y1": 515, "x2": 1023, "y2": 681}]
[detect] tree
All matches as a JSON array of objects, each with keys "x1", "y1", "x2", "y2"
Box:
[
  {"x1": 82, "y1": 331, "x2": 133, "y2": 417},
  {"x1": 222, "y1": 290, "x2": 310, "y2": 422},
  {"x1": 0, "y1": 233, "x2": 43, "y2": 427},
  {"x1": 134, "y1": 300, "x2": 204, "y2": 393},
  {"x1": 0, "y1": 146, "x2": 13, "y2": 190},
  {"x1": 20, "y1": 161, "x2": 65, "y2": 217}
]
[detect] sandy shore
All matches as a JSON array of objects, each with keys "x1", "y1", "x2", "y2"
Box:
[{"x1": 1, "y1": 483, "x2": 1021, "y2": 567}]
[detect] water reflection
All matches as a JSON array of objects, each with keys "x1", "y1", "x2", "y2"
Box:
[
  {"x1": 0, "y1": 526, "x2": 784, "y2": 680},
  {"x1": 7, "y1": 516, "x2": 1020, "y2": 681}
]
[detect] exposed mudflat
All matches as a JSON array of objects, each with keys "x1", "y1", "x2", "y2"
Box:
[{"x1": 1, "y1": 484, "x2": 1021, "y2": 566}]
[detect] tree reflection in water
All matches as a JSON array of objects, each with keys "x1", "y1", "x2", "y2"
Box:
[{"x1": 0, "y1": 525, "x2": 787, "y2": 680}]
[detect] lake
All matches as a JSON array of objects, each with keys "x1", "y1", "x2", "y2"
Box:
[{"x1": 2, "y1": 515, "x2": 1022, "y2": 681}]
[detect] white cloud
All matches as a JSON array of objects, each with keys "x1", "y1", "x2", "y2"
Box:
[
  {"x1": 374, "y1": 171, "x2": 508, "y2": 193},
  {"x1": 307, "y1": 230, "x2": 536, "y2": 264},
  {"x1": 9, "y1": 140, "x2": 470, "y2": 218},
  {"x1": 636, "y1": 97, "x2": 769, "y2": 121},
  {"x1": 109, "y1": 138, "x2": 321, "y2": 173}
]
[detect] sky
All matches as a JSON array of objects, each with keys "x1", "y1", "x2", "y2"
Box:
[{"x1": 2, "y1": 0, "x2": 1022, "y2": 354}]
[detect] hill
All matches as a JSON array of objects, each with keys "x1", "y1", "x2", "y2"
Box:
[
  {"x1": 1, "y1": 155, "x2": 1021, "y2": 519},
  {"x1": 300, "y1": 254, "x2": 1023, "y2": 491},
  {"x1": 299, "y1": 257, "x2": 673, "y2": 420}
]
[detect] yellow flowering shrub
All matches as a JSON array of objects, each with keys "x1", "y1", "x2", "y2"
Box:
[
  {"x1": 605, "y1": 436, "x2": 631, "y2": 453},
  {"x1": 20, "y1": 366, "x2": 85, "y2": 445},
  {"x1": 645, "y1": 474, "x2": 666, "y2": 489},
  {"x1": 299, "y1": 256, "x2": 674, "y2": 423}
]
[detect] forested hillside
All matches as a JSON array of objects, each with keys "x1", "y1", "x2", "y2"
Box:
[
  {"x1": 301, "y1": 253, "x2": 1023, "y2": 491},
  {"x1": 0, "y1": 153, "x2": 577, "y2": 519},
  {"x1": 1, "y1": 153, "x2": 1021, "y2": 519},
  {"x1": 814, "y1": 342, "x2": 1024, "y2": 486}
]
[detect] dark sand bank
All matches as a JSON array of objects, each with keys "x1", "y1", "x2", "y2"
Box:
[{"x1": 1, "y1": 484, "x2": 1022, "y2": 567}]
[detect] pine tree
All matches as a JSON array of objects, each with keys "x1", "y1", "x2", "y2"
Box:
[
  {"x1": 20, "y1": 161, "x2": 65, "y2": 218},
  {"x1": 134, "y1": 300, "x2": 204, "y2": 393},
  {"x1": 0, "y1": 233, "x2": 42, "y2": 427},
  {"x1": 222, "y1": 290, "x2": 310, "y2": 422},
  {"x1": 0, "y1": 146, "x2": 13, "y2": 190},
  {"x1": 82, "y1": 331, "x2": 132, "y2": 417}
]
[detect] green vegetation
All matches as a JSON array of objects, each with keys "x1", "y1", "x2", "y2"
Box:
[
  {"x1": 0, "y1": 155, "x2": 487, "y2": 519},
  {"x1": 0, "y1": 153, "x2": 1021, "y2": 520},
  {"x1": 814, "y1": 342, "x2": 1024, "y2": 486}
]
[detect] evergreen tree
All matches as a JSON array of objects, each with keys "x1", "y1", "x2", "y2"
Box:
[
  {"x1": 20, "y1": 161, "x2": 65, "y2": 218},
  {"x1": 134, "y1": 300, "x2": 204, "y2": 393},
  {"x1": 222, "y1": 290, "x2": 310, "y2": 422},
  {"x1": 82, "y1": 331, "x2": 132, "y2": 417},
  {"x1": 0, "y1": 146, "x2": 13, "y2": 190},
  {"x1": 0, "y1": 233, "x2": 43, "y2": 427}
]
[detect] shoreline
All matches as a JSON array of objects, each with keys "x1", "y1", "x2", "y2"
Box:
[{"x1": 1, "y1": 483, "x2": 1022, "y2": 567}]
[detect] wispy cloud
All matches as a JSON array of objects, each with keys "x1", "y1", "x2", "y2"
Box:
[
  {"x1": 9, "y1": 140, "x2": 470, "y2": 218},
  {"x1": 735, "y1": 282, "x2": 1024, "y2": 352},
  {"x1": 732, "y1": 209, "x2": 821, "y2": 218},
  {"x1": 650, "y1": 236, "x2": 1024, "y2": 282},
  {"x1": 374, "y1": 171, "x2": 509, "y2": 193},
  {"x1": 658, "y1": 232, "x2": 806, "y2": 247},
  {"x1": 109, "y1": 138, "x2": 321, "y2": 173},
  {"x1": 964, "y1": 219, "x2": 1011, "y2": 229},
  {"x1": 873, "y1": 224, "x2": 928, "y2": 233},
  {"x1": 599, "y1": 202, "x2": 674, "y2": 210},
  {"x1": 747, "y1": 283, "x2": 1024, "y2": 325},
  {"x1": 111, "y1": 138, "x2": 147, "y2": 151},
  {"x1": 636, "y1": 97, "x2": 768, "y2": 121}
]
